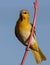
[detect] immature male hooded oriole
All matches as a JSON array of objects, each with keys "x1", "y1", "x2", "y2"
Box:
[{"x1": 15, "y1": 9, "x2": 46, "y2": 63}]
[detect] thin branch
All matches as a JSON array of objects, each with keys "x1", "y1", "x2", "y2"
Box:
[{"x1": 20, "y1": 0, "x2": 38, "y2": 65}]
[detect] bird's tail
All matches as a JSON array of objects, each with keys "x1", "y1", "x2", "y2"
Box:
[{"x1": 31, "y1": 47, "x2": 46, "y2": 64}]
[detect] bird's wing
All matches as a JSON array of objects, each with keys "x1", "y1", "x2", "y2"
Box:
[
  {"x1": 30, "y1": 22, "x2": 36, "y2": 35},
  {"x1": 15, "y1": 22, "x2": 25, "y2": 44}
]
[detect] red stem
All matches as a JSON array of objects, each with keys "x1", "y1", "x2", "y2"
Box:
[{"x1": 20, "y1": 0, "x2": 38, "y2": 65}]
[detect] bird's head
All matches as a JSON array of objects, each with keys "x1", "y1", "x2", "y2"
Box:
[{"x1": 19, "y1": 9, "x2": 30, "y2": 20}]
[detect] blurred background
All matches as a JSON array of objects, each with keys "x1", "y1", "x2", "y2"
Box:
[{"x1": 0, "y1": 0, "x2": 50, "y2": 65}]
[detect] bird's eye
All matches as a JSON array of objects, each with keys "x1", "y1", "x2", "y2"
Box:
[
  {"x1": 24, "y1": 12, "x2": 27, "y2": 14},
  {"x1": 22, "y1": 12, "x2": 28, "y2": 14}
]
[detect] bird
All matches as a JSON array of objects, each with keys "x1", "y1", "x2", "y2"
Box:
[{"x1": 15, "y1": 9, "x2": 46, "y2": 64}]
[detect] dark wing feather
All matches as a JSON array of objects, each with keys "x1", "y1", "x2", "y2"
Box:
[{"x1": 30, "y1": 22, "x2": 36, "y2": 35}]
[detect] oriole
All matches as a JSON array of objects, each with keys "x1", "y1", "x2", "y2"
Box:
[{"x1": 15, "y1": 9, "x2": 46, "y2": 63}]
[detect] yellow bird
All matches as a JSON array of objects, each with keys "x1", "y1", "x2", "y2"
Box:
[{"x1": 15, "y1": 9, "x2": 46, "y2": 64}]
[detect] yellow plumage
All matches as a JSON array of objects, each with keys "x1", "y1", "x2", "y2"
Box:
[{"x1": 15, "y1": 9, "x2": 46, "y2": 63}]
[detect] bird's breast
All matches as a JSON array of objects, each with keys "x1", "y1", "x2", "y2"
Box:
[
  {"x1": 19, "y1": 25, "x2": 31, "y2": 42},
  {"x1": 17, "y1": 20, "x2": 36, "y2": 45}
]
